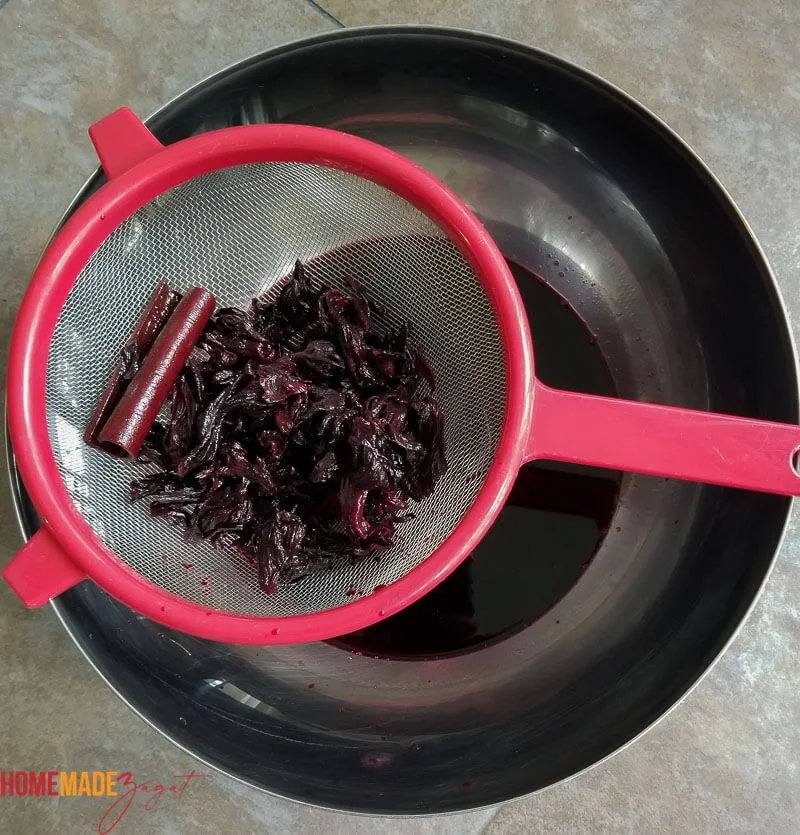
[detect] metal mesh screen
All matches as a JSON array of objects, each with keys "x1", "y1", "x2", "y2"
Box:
[{"x1": 45, "y1": 162, "x2": 506, "y2": 617}]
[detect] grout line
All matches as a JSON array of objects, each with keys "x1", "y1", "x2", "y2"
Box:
[
  {"x1": 303, "y1": 0, "x2": 346, "y2": 28},
  {"x1": 477, "y1": 806, "x2": 501, "y2": 834}
]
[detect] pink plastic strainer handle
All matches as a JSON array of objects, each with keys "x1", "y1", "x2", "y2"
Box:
[
  {"x1": 3, "y1": 528, "x2": 87, "y2": 607},
  {"x1": 88, "y1": 107, "x2": 165, "y2": 178},
  {"x1": 528, "y1": 382, "x2": 800, "y2": 496}
]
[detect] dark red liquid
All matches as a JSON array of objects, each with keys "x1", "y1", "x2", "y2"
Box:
[{"x1": 330, "y1": 263, "x2": 621, "y2": 659}]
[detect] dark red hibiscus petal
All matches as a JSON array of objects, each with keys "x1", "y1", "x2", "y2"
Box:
[{"x1": 128, "y1": 261, "x2": 447, "y2": 594}]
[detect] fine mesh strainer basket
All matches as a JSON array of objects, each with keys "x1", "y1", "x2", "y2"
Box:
[{"x1": 6, "y1": 107, "x2": 800, "y2": 645}]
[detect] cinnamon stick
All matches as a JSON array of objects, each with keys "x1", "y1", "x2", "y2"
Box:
[
  {"x1": 97, "y1": 288, "x2": 216, "y2": 458},
  {"x1": 84, "y1": 282, "x2": 181, "y2": 446}
]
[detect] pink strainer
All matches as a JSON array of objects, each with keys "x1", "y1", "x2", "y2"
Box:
[{"x1": 5, "y1": 108, "x2": 800, "y2": 645}]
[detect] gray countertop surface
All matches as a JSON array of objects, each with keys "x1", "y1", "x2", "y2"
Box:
[{"x1": 1, "y1": 1, "x2": 798, "y2": 832}]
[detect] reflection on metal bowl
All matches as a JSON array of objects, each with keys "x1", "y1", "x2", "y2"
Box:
[{"x1": 8, "y1": 27, "x2": 796, "y2": 814}]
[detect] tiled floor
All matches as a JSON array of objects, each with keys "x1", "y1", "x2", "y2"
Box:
[{"x1": 2, "y1": 0, "x2": 799, "y2": 832}]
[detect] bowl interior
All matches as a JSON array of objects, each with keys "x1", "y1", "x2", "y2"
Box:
[{"x1": 12, "y1": 28, "x2": 796, "y2": 813}]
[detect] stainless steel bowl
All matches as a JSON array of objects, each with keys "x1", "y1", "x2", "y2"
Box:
[{"x1": 8, "y1": 26, "x2": 797, "y2": 814}]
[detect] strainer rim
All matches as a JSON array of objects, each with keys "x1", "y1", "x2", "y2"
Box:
[{"x1": 7, "y1": 120, "x2": 535, "y2": 644}]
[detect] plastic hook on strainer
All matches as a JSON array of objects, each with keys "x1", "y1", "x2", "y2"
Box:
[{"x1": 5, "y1": 107, "x2": 800, "y2": 645}]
